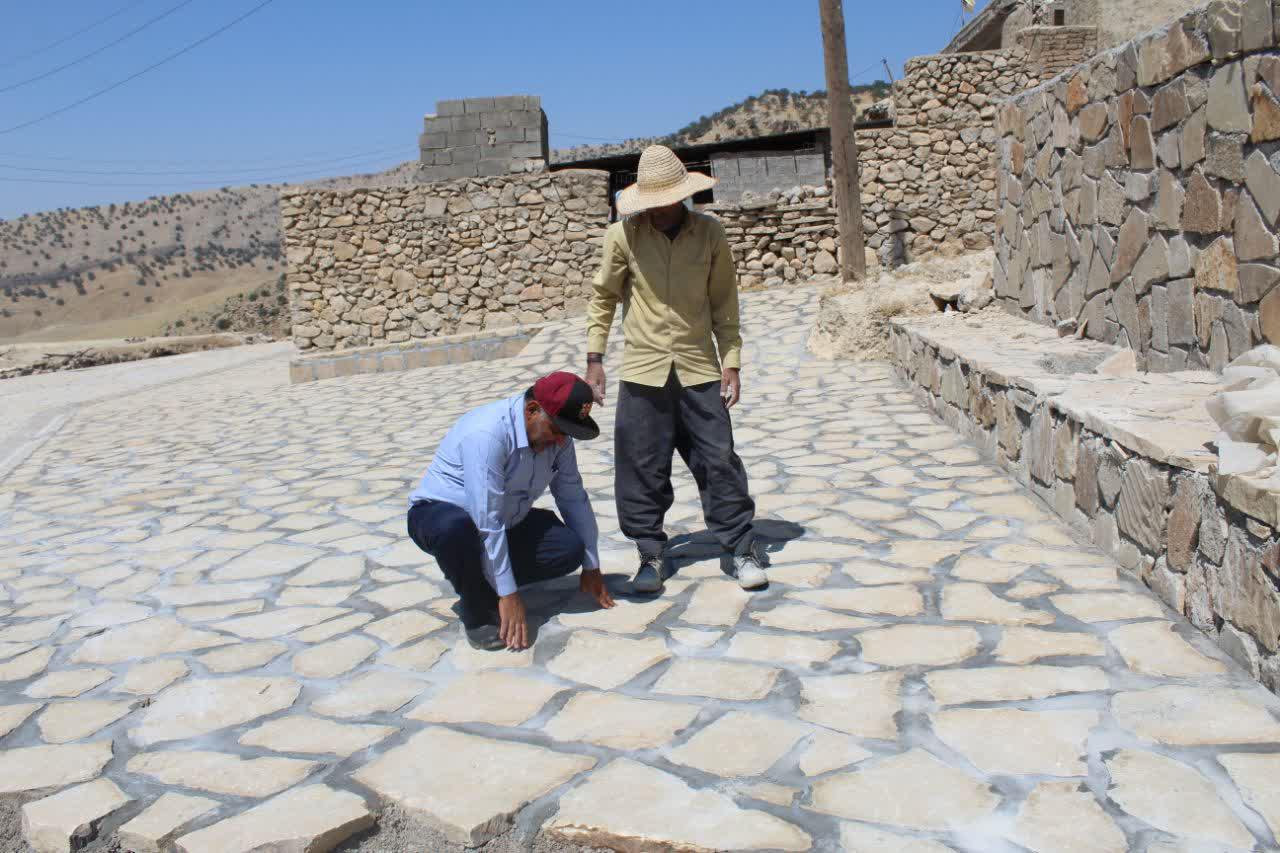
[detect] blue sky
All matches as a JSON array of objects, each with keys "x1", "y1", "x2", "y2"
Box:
[{"x1": 0, "y1": 0, "x2": 990, "y2": 219}]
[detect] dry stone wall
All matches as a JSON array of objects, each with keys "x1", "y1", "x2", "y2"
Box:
[
  {"x1": 283, "y1": 170, "x2": 608, "y2": 352},
  {"x1": 1018, "y1": 26, "x2": 1102, "y2": 76},
  {"x1": 995, "y1": 0, "x2": 1280, "y2": 371}
]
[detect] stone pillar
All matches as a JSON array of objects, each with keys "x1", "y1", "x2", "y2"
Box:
[{"x1": 419, "y1": 95, "x2": 548, "y2": 182}]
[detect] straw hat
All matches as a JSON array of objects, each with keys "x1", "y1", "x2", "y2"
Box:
[{"x1": 616, "y1": 145, "x2": 717, "y2": 217}]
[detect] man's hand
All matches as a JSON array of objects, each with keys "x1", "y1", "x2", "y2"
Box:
[
  {"x1": 721, "y1": 367, "x2": 741, "y2": 409},
  {"x1": 585, "y1": 360, "x2": 606, "y2": 404},
  {"x1": 497, "y1": 592, "x2": 529, "y2": 650},
  {"x1": 579, "y1": 568, "x2": 616, "y2": 609}
]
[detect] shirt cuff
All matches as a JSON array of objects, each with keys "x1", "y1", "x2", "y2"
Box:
[
  {"x1": 492, "y1": 571, "x2": 518, "y2": 597},
  {"x1": 721, "y1": 348, "x2": 742, "y2": 370},
  {"x1": 587, "y1": 331, "x2": 610, "y2": 355}
]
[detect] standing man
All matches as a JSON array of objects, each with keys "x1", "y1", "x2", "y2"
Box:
[
  {"x1": 586, "y1": 144, "x2": 766, "y2": 594},
  {"x1": 407, "y1": 372, "x2": 615, "y2": 651}
]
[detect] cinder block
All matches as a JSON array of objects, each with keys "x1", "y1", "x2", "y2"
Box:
[
  {"x1": 437, "y1": 99, "x2": 465, "y2": 116},
  {"x1": 523, "y1": 95, "x2": 542, "y2": 110},
  {"x1": 447, "y1": 131, "x2": 479, "y2": 147},
  {"x1": 495, "y1": 127, "x2": 525, "y2": 143},
  {"x1": 289, "y1": 362, "x2": 313, "y2": 383},
  {"x1": 509, "y1": 110, "x2": 543, "y2": 128},
  {"x1": 477, "y1": 159, "x2": 512, "y2": 177},
  {"x1": 451, "y1": 114, "x2": 481, "y2": 132},
  {"x1": 480, "y1": 142, "x2": 514, "y2": 160},
  {"x1": 510, "y1": 141, "x2": 543, "y2": 157},
  {"x1": 431, "y1": 149, "x2": 452, "y2": 166},
  {"x1": 423, "y1": 116, "x2": 452, "y2": 133},
  {"x1": 419, "y1": 132, "x2": 448, "y2": 149},
  {"x1": 464, "y1": 96, "x2": 496, "y2": 113},
  {"x1": 524, "y1": 127, "x2": 544, "y2": 142},
  {"x1": 333, "y1": 357, "x2": 358, "y2": 377},
  {"x1": 493, "y1": 95, "x2": 529, "y2": 110},
  {"x1": 452, "y1": 145, "x2": 481, "y2": 163},
  {"x1": 443, "y1": 162, "x2": 480, "y2": 180},
  {"x1": 480, "y1": 111, "x2": 513, "y2": 128}
]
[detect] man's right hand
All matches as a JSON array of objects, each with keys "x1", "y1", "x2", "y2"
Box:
[
  {"x1": 585, "y1": 360, "x2": 606, "y2": 404},
  {"x1": 497, "y1": 592, "x2": 528, "y2": 650}
]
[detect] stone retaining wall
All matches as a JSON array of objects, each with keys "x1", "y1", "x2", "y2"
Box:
[
  {"x1": 283, "y1": 170, "x2": 608, "y2": 352},
  {"x1": 995, "y1": 0, "x2": 1280, "y2": 371},
  {"x1": 709, "y1": 187, "x2": 840, "y2": 286},
  {"x1": 1018, "y1": 25, "x2": 1102, "y2": 76},
  {"x1": 889, "y1": 311, "x2": 1280, "y2": 693},
  {"x1": 288, "y1": 324, "x2": 538, "y2": 383}
]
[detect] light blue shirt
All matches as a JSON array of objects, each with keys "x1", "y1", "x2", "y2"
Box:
[{"x1": 409, "y1": 393, "x2": 599, "y2": 596}]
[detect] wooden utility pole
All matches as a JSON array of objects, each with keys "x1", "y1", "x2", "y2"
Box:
[{"x1": 819, "y1": 0, "x2": 867, "y2": 282}]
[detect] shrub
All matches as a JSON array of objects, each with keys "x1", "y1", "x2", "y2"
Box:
[{"x1": 216, "y1": 317, "x2": 231, "y2": 330}]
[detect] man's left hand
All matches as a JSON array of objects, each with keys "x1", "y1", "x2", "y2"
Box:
[
  {"x1": 721, "y1": 368, "x2": 741, "y2": 409},
  {"x1": 579, "y1": 568, "x2": 616, "y2": 609}
]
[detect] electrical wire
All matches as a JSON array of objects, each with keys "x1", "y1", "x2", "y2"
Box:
[
  {"x1": 0, "y1": 134, "x2": 410, "y2": 165},
  {"x1": 0, "y1": 154, "x2": 410, "y2": 188},
  {"x1": 0, "y1": 0, "x2": 201, "y2": 95},
  {"x1": 0, "y1": 144, "x2": 411, "y2": 177},
  {"x1": 0, "y1": 0, "x2": 279, "y2": 136},
  {"x1": 0, "y1": 0, "x2": 148, "y2": 71}
]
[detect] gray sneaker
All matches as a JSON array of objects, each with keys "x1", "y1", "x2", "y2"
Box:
[
  {"x1": 733, "y1": 541, "x2": 769, "y2": 590},
  {"x1": 632, "y1": 554, "x2": 665, "y2": 594}
]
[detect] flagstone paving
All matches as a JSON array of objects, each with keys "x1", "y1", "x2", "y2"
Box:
[{"x1": 3, "y1": 286, "x2": 1280, "y2": 851}]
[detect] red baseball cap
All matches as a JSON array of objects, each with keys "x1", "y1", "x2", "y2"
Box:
[{"x1": 532, "y1": 372, "x2": 600, "y2": 440}]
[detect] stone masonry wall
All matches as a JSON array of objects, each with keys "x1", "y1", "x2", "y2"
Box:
[
  {"x1": 890, "y1": 316, "x2": 1280, "y2": 694},
  {"x1": 1018, "y1": 26, "x2": 1102, "y2": 76},
  {"x1": 995, "y1": 0, "x2": 1280, "y2": 371},
  {"x1": 709, "y1": 186, "x2": 841, "y2": 287},
  {"x1": 283, "y1": 170, "x2": 608, "y2": 352},
  {"x1": 858, "y1": 49, "x2": 1052, "y2": 263}
]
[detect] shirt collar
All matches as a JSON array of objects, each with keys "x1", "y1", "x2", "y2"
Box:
[{"x1": 509, "y1": 394, "x2": 529, "y2": 450}]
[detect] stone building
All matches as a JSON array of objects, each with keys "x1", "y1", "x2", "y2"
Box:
[{"x1": 948, "y1": 0, "x2": 1203, "y2": 52}]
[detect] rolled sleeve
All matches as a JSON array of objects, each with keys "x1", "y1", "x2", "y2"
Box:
[
  {"x1": 587, "y1": 225, "x2": 628, "y2": 355},
  {"x1": 549, "y1": 441, "x2": 599, "y2": 571},
  {"x1": 708, "y1": 223, "x2": 742, "y2": 370},
  {"x1": 459, "y1": 431, "x2": 517, "y2": 597}
]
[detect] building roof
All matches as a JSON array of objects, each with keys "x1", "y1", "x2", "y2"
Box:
[{"x1": 944, "y1": 0, "x2": 1019, "y2": 53}]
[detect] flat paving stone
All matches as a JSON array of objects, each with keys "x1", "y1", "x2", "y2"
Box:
[
  {"x1": 993, "y1": 627, "x2": 1106, "y2": 664},
  {"x1": 311, "y1": 672, "x2": 423, "y2": 719},
  {"x1": 1219, "y1": 753, "x2": 1280, "y2": 841},
  {"x1": 25, "y1": 668, "x2": 112, "y2": 699},
  {"x1": 1106, "y1": 749, "x2": 1254, "y2": 848},
  {"x1": 546, "y1": 758, "x2": 811, "y2": 852},
  {"x1": 680, "y1": 579, "x2": 750, "y2": 626},
  {"x1": 239, "y1": 715, "x2": 396, "y2": 756},
  {"x1": 542, "y1": 692, "x2": 699, "y2": 749},
  {"x1": 70, "y1": 617, "x2": 230, "y2": 664},
  {"x1": 380, "y1": 637, "x2": 449, "y2": 671},
  {"x1": 354, "y1": 727, "x2": 595, "y2": 846},
  {"x1": 653, "y1": 658, "x2": 780, "y2": 701},
  {"x1": 858, "y1": 624, "x2": 981, "y2": 666},
  {"x1": 724, "y1": 631, "x2": 840, "y2": 667},
  {"x1": 0, "y1": 741, "x2": 113, "y2": 794},
  {"x1": 941, "y1": 583, "x2": 1055, "y2": 625},
  {"x1": 197, "y1": 640, "x2": 287, "y2": 673},
  {"x1": 292, "y1": 635, "x2": 377, "y2": 678},
  {"x1": 173, "y1": 784, "x2": 374, "y2": 853},
  {"x1": 1050, "y1": 591, "x2": 1166, "y2": 622},
  {"x1": 129, "y1": 677, "x2": 299, "y2": 745},
  {"x1": 127, "y1": 749, "x2": 317, "y2": 797},
  {"x1": 119, "y1": 660, "x2": 189, "y2": 695},
  {"x1": 926, "y1": 665, "x2": 1109, "y2": 705},
  {"x1": 667, "y1": 710, "x2": 808, "y2": 777},
  {"x1": 797, "y1": 729, "x2": 873, "y2": 776},
  {"x1": 1012, "y1": 780, "x2": 1127, "y2": 853},
  {"x1": 556, "y1": 599, "x2": 673, "y2": 634},
  {"x1": 810, "y1": 748, "x2": 999, "y2": 830},
  {"x1": 408, "y1": 671, "x2": 563, "y2": 727},
  {"x1": 21, "y1": 778, "x2": 130, "y2": 853},
  {"x1": 363, "y1": 609, "x2": 445, "y2": 646},
  {"x1": 751, "y1": 603, "x2": 875, "y2": 632},
  {"x1": 117, "y1": 793, "x2": 219, "y2": 853},
  {"x1": 0, "y1": 701, "x2": 41, "y2": 739},
  {"x1": 838, "y1": 823, "x2": 956, "y2": 852},
  {"x1": 791, "y1": 585, "x2": 924, "y2": 616},
  {"x1": 931, "y1": 708, "x2": 1098, "y2": 776},
  {"x1": 1111, "y1": 685, "x2": 1280, "y2": 745},
  {"x1": 210, "y1": 606, "x2": 350, "y2": 639},
  {"x1": 799, "y1": 671, "x2": 902, "y2": 738},
  {"x1": 37, "y1": 699, "x2": 135, "y2": 743},
  {"x1": 546, "y1": 631, "x2": 670, "y2": 690},
  {"x1": 1108, "y1": 621, "x2": 1228, "y2": 677}
]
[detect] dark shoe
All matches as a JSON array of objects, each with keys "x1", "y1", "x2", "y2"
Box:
[
  {"x1": 732, "y1": 540, "x2": 769, "y2": 590},
  {"x1": 465, "y1": 624, "x2": 505, "y2": 651},
  {"x1": 632, "y1": 554, "x2": 665, "y2": 594}
]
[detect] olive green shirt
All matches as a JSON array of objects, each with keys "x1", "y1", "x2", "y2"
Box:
[{"x1": 587, "y1": 211, "x2": 742, "y2": 388}]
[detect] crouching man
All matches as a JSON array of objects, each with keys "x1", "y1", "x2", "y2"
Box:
[{"x1": 407, "y1": 372, "x2": 614, "y2": 651}]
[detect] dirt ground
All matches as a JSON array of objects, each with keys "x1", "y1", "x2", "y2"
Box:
[{"x1": 807, "y1": 248, "x2": 994, "y2": 361}]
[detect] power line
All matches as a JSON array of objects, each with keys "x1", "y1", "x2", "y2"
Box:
[
  {"x1": 0, "y1": 0, "x2": 201, "y2": 95},
  {"x1": 0, "y1": 0, "x2": 279, "y2": 136},
  {"x1": 0, "y1": 154, "x2": 411, "y2": 189},
  {"x1": 0, "y1": 134, "x2": 410, "y2": 165},
  {"x1": 0, "y1": 144, "x2": 411, "y2": 177},
  {"x1": 0, "y1": 0, "x2": 148, "y2": 71}
]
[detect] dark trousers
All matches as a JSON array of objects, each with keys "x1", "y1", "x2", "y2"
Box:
[
  {"x1": 407, "y1": 501, "x2": 585, "y2": 629},
  {"x1": 615, "y1": 368, "x2": 755, "y2": 559}
]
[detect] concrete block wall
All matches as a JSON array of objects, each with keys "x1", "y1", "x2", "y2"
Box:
[
  {"x1": 710, "y1": 150, "x2": 828, "y2": 203},
  {"x1": 419, "y1": 95, "x2": 549, "y2": 182}
]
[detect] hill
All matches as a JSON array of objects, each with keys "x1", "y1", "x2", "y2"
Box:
[{"x1": 0, "y1": 85, "x2": 889, "y2": 344}]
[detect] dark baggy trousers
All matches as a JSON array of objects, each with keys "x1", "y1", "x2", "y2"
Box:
[
  {"x1": 407, "y1": 501, "x2": 585, "y2": 629},
  {"x1": 615, "y1": 368, "x2": 756, "y2": 559}
]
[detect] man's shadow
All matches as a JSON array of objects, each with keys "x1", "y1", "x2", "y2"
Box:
[{"x1": 665, "y1": 518, "x2": 806, "y2": 583}]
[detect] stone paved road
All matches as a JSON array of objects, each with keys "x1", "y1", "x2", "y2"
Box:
[{"x1": 3, "y1": 287, "x2": 1280, "y2": 852}]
